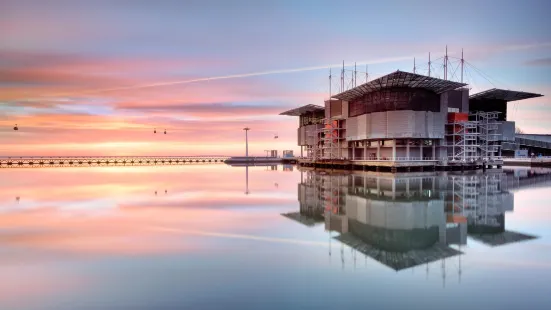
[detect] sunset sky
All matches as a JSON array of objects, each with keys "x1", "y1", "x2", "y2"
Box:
[{"x1": 1, "y1": 0, "x2": 550, "y2": 156}]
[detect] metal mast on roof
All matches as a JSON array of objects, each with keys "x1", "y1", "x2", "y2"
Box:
[
  {"x1": 354, "y1": 62, "x2": 357, "y2": 87},
  {"x1": 341, "y1": 61, "x2": 344, "y2": 92},
  {"x1": 428, "y1": 52, "x2": 431, "y2": 77},
  {"x1": 444, "y1": 45, "x2": 448, "y2": 80},
  {"x1": 461, "y1": 48, "x2": 464, "y2": 83},
  {"x1": 329, "y1": 68, "x2": 332, "y2": 99},
  {"x1": 413, "y1": 57, "x2": 416, "y2": 74},
  {"x1": 365, "y1": 64, "x2": 368, "y2": 83}
]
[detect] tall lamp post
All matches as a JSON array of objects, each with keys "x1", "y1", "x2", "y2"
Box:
[{"x1": 243, "y1": 127, "x2": 250, "y2": 157}]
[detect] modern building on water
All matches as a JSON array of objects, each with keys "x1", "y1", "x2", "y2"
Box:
[{"x1": 280, "y1": 70, "x2": 542, "y2": 171}]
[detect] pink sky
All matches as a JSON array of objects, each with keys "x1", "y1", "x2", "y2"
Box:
[{"x1": 1, "y1": 1, "x2": 550, "y2": 156}]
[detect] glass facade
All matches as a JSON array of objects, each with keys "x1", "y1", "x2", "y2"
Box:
[{"x1": 349, "y1": 87, "x2": 440, "y2": 117}]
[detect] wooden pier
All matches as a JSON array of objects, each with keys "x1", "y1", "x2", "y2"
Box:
[{"x1": 0, "y1": 156, "x2": 229, "y2": 169}]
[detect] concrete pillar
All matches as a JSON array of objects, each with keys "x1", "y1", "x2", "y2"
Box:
[
  {"x1": 300, "y1": 146, "x2": 303, "y2": 158},
  {"x1": 432, "y1": 141, "x2": 436, "y2": 160},
  {"x1": 420, "y1": 141, "x2": 424, "y2": 160},
  {"x1": 392, "y1": 139, "x2": 396, "y2": 160},
  {"x1": 364, "y1": 141, "x2": 367, "y2": 160},
  {"x1": 377, "y1": 141, "x2": 381, "y2": 160},
  {"x1": 352, "y1": 143, "x2": 355, "y2": 160},
  {"x1": 406, "y1": 139, "x2": 410, "y2": 160},
  {"x1": 392, "y1": 180, "x2": 396, "y2": 200}
]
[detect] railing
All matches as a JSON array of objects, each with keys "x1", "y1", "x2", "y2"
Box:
[
  {"x1": 349, "y1": 157, "x2": 439, "y2": 161},
  {"x1": 0, "y1": 155, "x2": 230, "y2": 169}
]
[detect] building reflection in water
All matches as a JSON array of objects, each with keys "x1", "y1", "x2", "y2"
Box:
[{"x1": 283, "y1": 168, "x2": 547, "y2": 277}]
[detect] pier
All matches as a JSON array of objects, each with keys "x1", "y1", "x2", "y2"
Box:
[
  {"x1": 297, "y1": 157, "x2": 502, "y2": 173},
  {"x1": 0, "y1": 156, "x2": 229, "y2": 169}
]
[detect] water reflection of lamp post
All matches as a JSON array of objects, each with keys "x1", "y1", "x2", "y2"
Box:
[
  {"x1": 245, "y1": 165, "x2": 250, "y2": 195},
  {"x1": 243, "y1": 127, "x2": 250, "y2": 158}
]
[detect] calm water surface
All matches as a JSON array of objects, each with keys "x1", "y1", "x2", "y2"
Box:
[{"x1": 1, "y1": 164, "x2": 550, "y2": 310}]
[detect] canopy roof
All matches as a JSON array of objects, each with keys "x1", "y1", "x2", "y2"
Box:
[
  {"x1": 469, "y1": 88, "x2": 543, "y2": 102},
  {"x1": 332, "y1": 71, "x2": 467, "y2": 101},
  {"x1": 279, "y1": 104, "x2": 324, "y2": 116}
]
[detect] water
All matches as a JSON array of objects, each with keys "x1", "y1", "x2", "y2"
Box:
[{"x1": 1, "y1": 164, "x2": 550, "y2": 310}]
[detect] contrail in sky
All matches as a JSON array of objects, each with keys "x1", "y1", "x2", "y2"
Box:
[
  {"x1": 46, "y1": 55, "x2": 413, "y2": 97},
  {"x1": 148, "y1": 226, "x2": 328, "y2": 247}
]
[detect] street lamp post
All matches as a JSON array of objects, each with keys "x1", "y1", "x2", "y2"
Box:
[{"x1": 243, "y1": 127, "x2": 250, "y2": 157}]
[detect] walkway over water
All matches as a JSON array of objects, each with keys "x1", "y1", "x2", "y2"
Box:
[{"x1": 0, "y1": 155, "x2": 229, "y2": 168}]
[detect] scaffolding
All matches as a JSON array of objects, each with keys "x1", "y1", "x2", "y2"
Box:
[
  {"x1": 473, "y1": 111, "x2": 502, "y2": 162},
  {"x1": 449, "y1": 175, "x2": 479, "y2": 213},
  {"x1": 445, "y1": 120, "x2": 479, "y2": 163},
  {"x1": 305, "y1": 125, "x2": 323, "y2": 160},
  {"x1": 321, "y1": 118, "x2": 346, "y2": 160}
]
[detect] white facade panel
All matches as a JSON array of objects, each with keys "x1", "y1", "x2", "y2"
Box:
[
  {"x1": 370, "y1": 112, "x2": 387, "y2": 139},
  {"x1": 346, "y1": 116, "x2": 359, "y2": 141},
  {"x1": 342, "y1": 101, "x2": 349, "y2": 119},
  {"x1": 387, "y1": 110, "x2": 415, "y2": 138},
  {"x1": 430, "y1": 112, "x2": 445, "y2": 139},
  {"x1": 413, "y1": 111, "x2": 427, "y2": 138},
  {"x1": 357, "y1": 114, "x2": 370, "y2": 140}
]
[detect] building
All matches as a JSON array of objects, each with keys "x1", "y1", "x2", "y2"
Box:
[{"x1": 280, "y1": 71, "x2": 543, "y2": 171}]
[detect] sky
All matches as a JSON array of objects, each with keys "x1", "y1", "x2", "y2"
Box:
[{"x1": 1, "y1": 0, "x2": 550, "y2": 156}]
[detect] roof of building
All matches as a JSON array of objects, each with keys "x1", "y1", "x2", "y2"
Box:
[
  {"x1": 279, "y1": 104, "x2": 325, "y2": 116},
  {"x1": 469, "y1": 88, "x2": 543, "y2": 102},
  {"x1": 468, "y1": 230, "x2": 537, "y2": 246},
  {"x1": 332, "y1": 70, "x2": 467, "y2": 101},
  {"x1": 335, "y1": 233, "x2": 462, "y2": 271},
  {"x1": 281, "y1": 212, "x2": 324, "y2": 226}
]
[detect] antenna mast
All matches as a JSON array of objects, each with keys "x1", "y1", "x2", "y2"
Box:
[
  {"x1": 341, "y1": 60, "x2": 344, "y2": 92},
  {"x1": 329, "y1": 68, "x2": 332, "y2": 99},
  {"x1": 365, "y1": 64, "x2": 368, "y2": 83},
  {"x1": 428, "y1": 52, "x2": 431, "y2": 77},
  {"x1": 413, "y1": 57, "x2": 416, "y2": 74},
  {"x1": 461, "y1": 48, "x2": 464, "y2": 83},
  {"x1": 354, "y1": 62, "x2": 357, "y2": 87},
  {"x1": 444, "y1": 45, "x2": 448, "y2": 80}
]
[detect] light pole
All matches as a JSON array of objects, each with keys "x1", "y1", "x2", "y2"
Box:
[{"x1": 243, "y1": 127, "x2": 250, "y2": 157}]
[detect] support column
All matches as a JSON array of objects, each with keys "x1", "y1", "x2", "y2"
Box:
[
  {"x1": 432, "y1": 141, "x2": 436, "y2": 160},
  {"x1": 392, "y1": 180, "x2": 396, "y2": 200},
  {"x1": 420, "y1": 141, "x2": 424, "y2": 160},
  {"x1": 392, "y1": 139, "x2": 397, "y2": 161},
  {"x1": 377, "y1": 141, "x2": 381, "y2": 160},
  {"x1": 301, "y1": 146, "x2": 303, "y2": 158},
  {"x1": 352, "y1": 143, "x2": 355, "y2": 160},
  {"x1": 364, "y1": 141, "x2": 367, "y2": 160},
  {"x1": 406, "y1": 139, "x2": 410, "y2": 160}
]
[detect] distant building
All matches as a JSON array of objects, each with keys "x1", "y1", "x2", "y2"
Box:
[{"x1": 280, "y1": 71, "x2": 542, "y2": 170}]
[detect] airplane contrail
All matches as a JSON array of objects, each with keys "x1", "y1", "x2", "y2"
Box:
[
  {"x1": 45, "y1": 55, "x2": 414, "y2": 97},
  {"x1": 148, "y1": 226, "x2": 328, "y2": 247}
]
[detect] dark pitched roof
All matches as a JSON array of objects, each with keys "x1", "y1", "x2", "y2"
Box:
[
  {"x1": 279, "y1": 104, "x2": 324, "y2": 116},
  {"x1": 332, "y1": 70, "x2": 467, "y2": 101},
  {"x1": 469, "y1": 88, "x2": 543, "y2": 102}
]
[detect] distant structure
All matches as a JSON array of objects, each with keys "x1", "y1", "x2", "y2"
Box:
[{"x1": 280, "y1": 52, "x2": 543, "y2": 172}]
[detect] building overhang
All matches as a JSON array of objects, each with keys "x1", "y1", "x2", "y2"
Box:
[
  {"x1": 332, "y1": 71, "x2": 467, "y2": 102},
  {"x1": 469, "y1": 88, "x2": 543, "y2": 102},
  {"x1": 279, "y1": 104, "x2": 324, "y2": 116}
]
